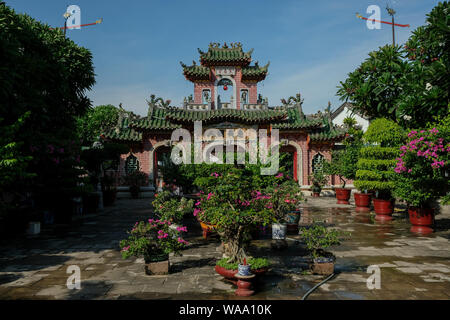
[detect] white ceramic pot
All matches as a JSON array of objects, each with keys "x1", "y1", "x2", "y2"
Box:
[{"x1": 272, "y1": 223, "x2": 287, "y2": 240}]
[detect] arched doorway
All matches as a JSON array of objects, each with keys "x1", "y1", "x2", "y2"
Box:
[
  {"x1": 280, "y1": 145, "x2": 297, "y2": 181},
  {"x1": 154, "y1": 146, "x2": 171, "y2": 190},
  {"x1": 215, "y1": 77, "x2": 236, "y2": 109}
]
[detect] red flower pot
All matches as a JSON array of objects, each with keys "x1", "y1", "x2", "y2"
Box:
[
  {"x1": 354, "y1": 193, "x2": 371, "y2": 212},
  {"x1": 409, "y1": 207, "x2": 434, "y2": 234},
  {"x1": 373, "y1": 198, "x2": 394, "y2": 221},
  {"x1": 215, "y1": 265, "x2": 268, "y2": 285},
  {"x1": 335, "y1": 188, "x2": 351, "y2": 204},
  {"x1": 313, "y1": 192, "x2": 320, "y2": 197}
]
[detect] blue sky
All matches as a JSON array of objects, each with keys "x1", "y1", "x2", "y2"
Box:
[{"x1": 6, "y1": 0, "x2": 440, "y2": 115}]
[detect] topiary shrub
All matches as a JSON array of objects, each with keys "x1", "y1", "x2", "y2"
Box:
[{"x1": 354, "y1": 118, "x2": 405, "y2": 198}]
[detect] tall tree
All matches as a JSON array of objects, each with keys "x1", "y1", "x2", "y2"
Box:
[
  {"x1": 0, "y1": 2, "x2": 95, "y2": 213},
  {"x1": 337, "y1": 2, "x2": 450, "y2": 128}
]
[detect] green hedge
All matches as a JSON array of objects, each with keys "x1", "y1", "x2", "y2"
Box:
[
  {"x1": 356, "y1": 169, "x2": 397, "y2": 181},
  {"x1": 356, "y1": 159, "x2": 397, "y2": 171},
  {"x1": 354, "y1": 180, "x2": 395, "y2": 191},
  {"x1": 359, "y1": 146, "x2": 399, "y2": 159}
]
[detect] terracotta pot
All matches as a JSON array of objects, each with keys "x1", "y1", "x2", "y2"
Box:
[
  {"x1": 313, "y1": 192, "x2": 320, "y2": 197},
  {"x1": 335, "y1": 188, "x2": 351, "y2": 204},
  {"x1": 409, "y1": 207, "x2": 434, "y2": 234},
  {"x1": 145, "y1": 254, "x2": 170, "y2": 275},
  {"x1": 310, "y1": 258, "x2": 335, "y2": 275},
  {"x1": 373, "y1": 198, "x2": 394, "y2": 221},
  {"x1": 354, "y1": 193, "x2": 371, "y2": 212}
]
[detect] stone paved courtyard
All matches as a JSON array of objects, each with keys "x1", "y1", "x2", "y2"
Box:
[{"x1": 0, "y1": 196, "x2": 449, "y2": 300}]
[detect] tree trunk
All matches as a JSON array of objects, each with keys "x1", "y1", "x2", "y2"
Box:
[{"x1": 219, "y1": 226, "x2": 248, "y2": 264}]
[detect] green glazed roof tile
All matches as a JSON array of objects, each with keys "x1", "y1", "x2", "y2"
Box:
[
  {"x1": 180, "y1": 63, "x2": 210, "y2": 80},
  {"x1": 198, "y1": 44, "x2": 253, "y2": 66},
  {"x1": 272, "y1": 107, "x2": 323, "y2": 129},
  {"x1": 103, "y1": 117, "x2": 142, "y2": 142},
  {"x1": 165, "y1": 108, "x2": 287, "y2": 123},
  {"x1": 309, "y1": 128, "x2": 347, "y2": 141},
  {"x1": 241, "y1": 63, "x2": 269, "y2": 81}
]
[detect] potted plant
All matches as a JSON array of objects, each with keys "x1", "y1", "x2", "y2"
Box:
[
  {"x1": 263, "y1": 176, "x2": 305, "y2": 238},
  {"x1": 122, "y1": 171, "x2": 148, "y2": 199},
  {"x1": 101, "y1": 173, "x2": 117, "y2": 206},
  {"x1": 215, "y1": 257, "x2": 270, "y2": 282},
  {"x1": 323, "y1": 147, "x2": 359, "y2": 204},
  {"x1": 393, "y1": 120, "x2": 449, "y2": 234},
  {"x1": 194, "y1": 167, "x2": 276, "y2": 264},
  {"x1": 119, "y1": 218, "x2": 189, "y2": 275},
  {"x1": 354, "y1": 118, "x2": 404, "y2": 220},
  {"x1": 152, "y1": 190, "x2": 194, "y2": 228},
  {"x1": 300, "y1": 225, "x2": 349, "y2": 275},
  {"x1": 308, "y1": 171, "x2": 328, "y2": 197},
  {"x1": 353, "y1": 190, "x2": 372, "y2": 212}
]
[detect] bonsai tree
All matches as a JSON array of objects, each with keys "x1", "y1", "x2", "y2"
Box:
[
  {"x1": 262, "y1": 175, "x2": 305, "y2": 223},
  {"x1": 120, "y1": 218, "x2": 188, "y2": 263},
  {"x1": 308, "y1": 171, "x2": 328, "y2": 194},
  {"x1": 300, "y1": 224, "x2": 349, "y2": 260},
  {"x1": 393, "y1": 113, "x2": 450, "y2": 209},
  {"x1": 355, "y1": 118, "x2": 405, "y2": 200},
  {"x1": 193, "y1": 167, "x2": 277, "y2": 264},
  {"x1": 122, "y1": 171, "x2": 148, "y2": 198},
  {"x1": 152, "y1": 190, "x2": 194, "y2": 224},
  {"x1": 216, "y1": 257, "x2": 270, "y2": 271}
]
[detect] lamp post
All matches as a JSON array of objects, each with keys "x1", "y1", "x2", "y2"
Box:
[
  {"x1": 63, "y1": 11, "x2": 71, "y2": 38},
  {"x1": 386, "y1": 6, "x2": 396, "y2": 46}
]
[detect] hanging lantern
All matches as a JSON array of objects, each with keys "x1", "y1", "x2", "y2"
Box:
[{"x1": 223, "y1": 85, "x2": 228, "y2": 91}]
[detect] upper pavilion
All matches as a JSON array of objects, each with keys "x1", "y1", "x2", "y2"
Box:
[{"x1": 180, "y1": 42, "x2": 270, "y2": 110}]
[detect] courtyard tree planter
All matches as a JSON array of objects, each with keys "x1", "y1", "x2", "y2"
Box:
[
  {"x1": 215, "y1": 258, "x2": 269, "y2": 284},
  {"x1": 373, "y1": 198, "x2": 395, "y2": 221},
  {"x1": 354, "y1": 192, "x2": 371, "y2": 212},
  {"x1": 335, "y1": 188, "x2": 351, "y2": 204},
  {"x1": 300, "y1": 225, "x2": 350, "y2": 276},
  {"x1": 145, "y1": 254, "x2": 170, "y2": 275},
  {"x1": 408, "y1": 207, "x2": 435, "y2": 234},
  {"x1": 308, "y1": 171, "x2": 328, "y2": 198},
  {"x1": 311, "y1": 256, "x2": 335, "y2": 275},
  {"x1": 391, "y1": 127, "x2": 449, "y2": 236},
  {"x1": 120, "y1": 219, "x2": 189, "y2": 275}
]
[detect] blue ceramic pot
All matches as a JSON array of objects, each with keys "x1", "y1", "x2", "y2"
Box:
[{"x1": 238, "y1": 264, "x2": 252, "y2": 276}]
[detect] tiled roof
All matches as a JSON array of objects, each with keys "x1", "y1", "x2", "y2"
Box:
[
  {"x1": 198, "y1": 44, "x2": 253, "y2": 66},
  {"x1": 241, "y1": 63, "x2": 269, "y2": 81},
  {"x1": 309, "y1": 128, "x2": 347, "y2": 142},
  {"x1": 272, "y1": 106, "x2": 322, "y2": 129},
  {"x1": 180, "y1": 63, "x2": 210, "y2": 81},
  {"x1": 107, "y1": 105, "x2": 347, "y2": 144},
  {"x1": 165, "y1": 108, "x2": 287, "y2": 123},
  {"x1": 131, "y1": 107, "x2": 181, "y2": 130},
  {"x1": 103, "y1": 116, "x2": 142, "y2": 142}
]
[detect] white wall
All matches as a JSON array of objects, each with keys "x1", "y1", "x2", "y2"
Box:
[{"x1": 333, "y1": 106, "x2": 370, "y2": 132}]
